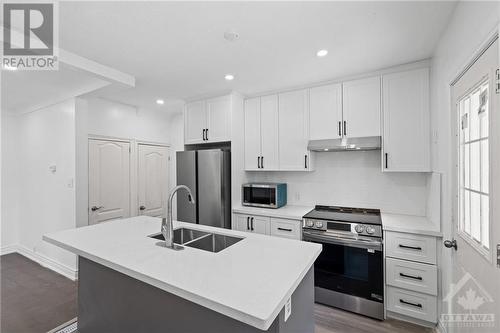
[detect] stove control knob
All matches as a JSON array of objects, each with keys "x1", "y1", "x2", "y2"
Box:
[
  {"x1": 315, "y1": 221, "x2": 324, "y2": 229},
  {"x1": 355, "y1": 225, "x2": 365, "y2": 233},
  {"x1": 366, "y1": 226, "x2": 375, "y2": 235},
  {"x1": 306, "y1": 220, "x2": 314, "y2": 227}
]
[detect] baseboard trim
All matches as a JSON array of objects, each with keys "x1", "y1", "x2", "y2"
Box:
[
  {"x1": 2, "y1": 244, "x2": 78, "y2": 281},
  {"x1": 0, "y1": 244, "x2": 18, "y2": 255}
]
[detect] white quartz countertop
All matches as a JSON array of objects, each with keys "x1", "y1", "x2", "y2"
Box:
[
  {"x1": 381, "y1": 212, "x2": 442, "y2": 237},
  {"x1": 43, "y1": 217, "x2": 321, "y2": 330},
  {"x1": 232, "y1": 205, "x2": 313, "y2": 220}
]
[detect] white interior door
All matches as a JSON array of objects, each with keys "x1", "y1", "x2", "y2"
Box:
[
  {"x1": 445, "y1": 38, "x2": 500, "y2": 332},
  {"x1": 89, "y1": 139, "x2": 130, "y2": 224},
  {"x1": 137, "y1": 144, "x2": 169, "y2": 217}
]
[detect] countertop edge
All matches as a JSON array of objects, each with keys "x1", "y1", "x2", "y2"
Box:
[
  {"x1": 382, "y1": 225, "x2": 443, "y2": 237},
  {"x1": 42, "y1": 234, "x2": 321, "y2": 330},
  {"x1": 232, "y1": 205, "x2": 312, "y2": 221}
]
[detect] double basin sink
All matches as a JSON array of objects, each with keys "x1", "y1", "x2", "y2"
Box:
[{"x1": 149, "y1": 228, "x2": 243, "y2": 253}]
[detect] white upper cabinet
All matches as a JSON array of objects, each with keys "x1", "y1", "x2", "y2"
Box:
[
  {"x1": 185, "y1": 100, "x2": 207, "y2": 144},
  {"x1": 382, "y1": 68, "x2": 430, "y2": 172},
  {"x1": 260, "y1": 95, "x2": 279, "y2": 170},
  {"x1": 342, "y1": 76, "x2": 381, "y2": 138},
  {"x1": 309, "y1": 84, "x2": 342, "y2": 140},
  {"x1": 278, "y1": 89, "x2": 312, "y2": 171},
  {"x1": 244, "y1": 97, "x2": 262, "y2": 171},
  {"x1": 206, "y1": 95, "x2": 231, "y2": 143},
  {"x1": 244, "y1": 95, "x2": 279, "y2": 171},
  {"x1": 184, "y1": 94, "x2": 233, "y2": 145}
]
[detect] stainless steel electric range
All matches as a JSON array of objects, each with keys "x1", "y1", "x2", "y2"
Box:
[{"x1": 302, "y1": 205, "x2": 384, "y2": 320}]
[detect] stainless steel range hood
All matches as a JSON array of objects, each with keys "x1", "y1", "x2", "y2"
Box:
[{"x1": 308, "y1": 136, "x2": 381, "y2": 152}]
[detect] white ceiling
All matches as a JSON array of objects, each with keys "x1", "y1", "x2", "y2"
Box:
[{"x1": 19, "y1": 2, "x2": 458, "y2": 111}]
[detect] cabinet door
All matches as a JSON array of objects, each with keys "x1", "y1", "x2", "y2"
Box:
[
  {"x1": 233, "y1": 214, "x2": 251, "y2": 232},
  {"x1": 185, "y1": 101, "x2": 206, "y2": 144},
  {"x1": 260, "y1": 95, "x2": 279, "y2": 170},
  {"x1": 342, "y1": 76, "x2": 381, "y2": 138},
  {"x1": 309, "y1": 84, "x2": 342, "y2": 140},
  {"x1": 251, "y1": 216, "x2": 270, "y2": 235},
  {"x1": 382, "y1": 68, "x2": 430, "y2": 172},
  {"x1": 206, "y1": 95, "x2": 231, "y2": 143},
  {"x1": 278, "y1": 90, "x2": 310, "y2": 170},
  {"x1": 244, "y1": 98, "x2": 262, "y2": 171}
]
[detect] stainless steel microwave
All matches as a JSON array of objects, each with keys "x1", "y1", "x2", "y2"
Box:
[{"x1": 242, "y1": 183, "x2": 287, "y2": 209}]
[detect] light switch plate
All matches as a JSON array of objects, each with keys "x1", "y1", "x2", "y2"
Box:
[{"x1": 284, "y1": 297, "x2": 292, "y2": 322}]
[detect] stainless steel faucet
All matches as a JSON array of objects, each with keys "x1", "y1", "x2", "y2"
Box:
[{"x1": 162, "y1": 185, "x2": 195, "y2": 249}]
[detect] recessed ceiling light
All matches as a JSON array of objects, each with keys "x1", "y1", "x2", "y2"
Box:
[
  {"x1": 316, "y1": 49, "x2": 328, "y2": 57},
  {"x1": 156, "y1": 99, "x2": 164, "y2": 105},
  {"x1": 224, "y1": 74, "x2": 234, "y2": 81},
  {"x1": 224, "y1": 31, "x2": 240, "y2": 42},
  {"x1": 3, "y1": 64, "x2": 17, "y2": 71}
]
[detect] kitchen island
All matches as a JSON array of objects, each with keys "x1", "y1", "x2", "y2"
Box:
[{"x1": 44, "y1": 216, "x2": 321, "y2": 333}]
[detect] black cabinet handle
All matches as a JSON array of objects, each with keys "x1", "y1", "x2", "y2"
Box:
[
  {"x1": 343, "y1": 121, "x2": 347, "y2": 136},
  {"x1": 384, "y1": 153, "x2": 388, "y2": 169},
  {"x1": 400, "y1": 273, "x2": 423, "y2": 281},
  {"x1": 338, "y1": 121, "x2": 342, "y2": 137},
  {"x1": 261, "y1": 156, "x2": 264, "y2": 169},
  {"x1": 257, "y1": 156, "x2": 261, "y2": 169},
  {"x1": 278, "y1": 227, "x2": 293, "y2": 232},
  {"x1": 399, "y1": 299, "x2": 422, "y2": 308},
  {"x1": 399, "y1": 244, "x2": 422, "y2": 251},
  {"x1": 251, "y1": 217, "x2": 254, "y2": 231},
  {"x1": 304, "y1": 155, "x2": 308, "y2": 169},
  {"x1": 139, "y1": 205, "x2": 146, "y2": 211},
  {"x1": 205, "y1": 128, "x2": 209, "y2": 141},
  {"x1": 247, "y1": 217, "x2": 250, "y2": 230},
  {"x1": 203, "y1": 129, "x2": 207, "y2": 141}
]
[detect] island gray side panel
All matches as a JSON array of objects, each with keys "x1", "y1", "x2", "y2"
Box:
[
  {"x1": 78, "y1": 257, "x2": 282, "y2": 333},
  {"x1": 277, "y1": 267, "x2": 314, "y2": 333}
]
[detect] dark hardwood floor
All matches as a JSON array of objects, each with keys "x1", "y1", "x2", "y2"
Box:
[
  {"x1": 1, "y1": 253, "x2": 77, "y2": 333},
  {"x1": 1, "y1": 253, "x2": 433, "y2": 333}
]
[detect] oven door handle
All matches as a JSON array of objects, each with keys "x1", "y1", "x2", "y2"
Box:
[{"x1": 303, "y1": 232, "x2": 382, "y2": 251}]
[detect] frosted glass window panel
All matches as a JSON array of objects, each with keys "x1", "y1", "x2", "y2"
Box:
[
  {"x1": 459, "y1": 144, "x2": 464, "y2": 188},
  {"x1": 463, "y1": 97, "x2": 470, "y2": 142},
  {"x1": 479, "y1": 85, "x2": 489, "y2": 138},
  {"x1": 481, "y1": 140, "x2": 489, "y2": 194},
  {"x1": 469, "y1": 90, "x2": 480, "y2": 141},
  {"x1": 481, "y1": 195, "x2": 489, "y2": 249},
  {"x1": 464, "y1": 190, "x2": 470, "y2": 234},
  {"x1": 470, "y1": 141, "x2": 480, "y2": 191},
  {"x1": 464, "y1": 143, "x2": 470, "y2": 188},
  {"x1": 470, "y1": 192, "x2": 481, "y2": 242}
]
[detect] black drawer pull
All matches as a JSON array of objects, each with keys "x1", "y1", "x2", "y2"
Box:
[
  {"x1": 247, "y1": 217, "x2": 250, "y2": 230},
  {"x1": 400, "y1": 299, "x2": 422, "y2": 308},
  {"x1": 398, "y1": 244, "x2": 422, "y2": 251},
  {"x1": 277, "y1": 227, "x2": 293, "y2": 232},
  {"x1": 400, "y1": 273, "x2": 423, "y2": 281}
]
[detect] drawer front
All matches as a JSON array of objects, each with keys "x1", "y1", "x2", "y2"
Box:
[
  {"x1": 386, "y1": 231, "x2": 437, "y2": 264},
  {"x1": 270, "y1": 218, "x2": 301, "y2": 240},
  {"x1": 386, "y1": 257, "x2": 437, "y2": 295},
  {"x1": 387, "y1": 286, "x2": 437, "y2": 323}
]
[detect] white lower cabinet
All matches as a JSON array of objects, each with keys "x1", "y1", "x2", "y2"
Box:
[
  {"x1": 384, "y1": 230, "x2": 439, "y2": 324},
  {"x1": 270, "y1": 218, "x2": 301, "y2": 240},
  {"x1": 233, "y1": 214, "x2": 270, "y2": 235},
  {"x1": 233, "y1": 213, "x2": 301, "y2": 240}
]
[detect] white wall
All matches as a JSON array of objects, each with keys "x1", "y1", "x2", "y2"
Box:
[
  {"x1": 430, "y1": 1, "x2": 500, "y2": 329},
  {"x1": 247, "y1": 151, "x2": 428, "y2": 215},
  {"x1": 75, "y1": 97, "x2": 179, "y2": 227},
  {"x1": 2, "y1": 100, "x2": 78, "y2": 275},
  {"x1": 1, "y1": 113, "x2": 20, "y2": 249}
]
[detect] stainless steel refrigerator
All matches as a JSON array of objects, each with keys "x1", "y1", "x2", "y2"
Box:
[{"x1": 176, "y1": 149, "x2": 231, "y2": 229}]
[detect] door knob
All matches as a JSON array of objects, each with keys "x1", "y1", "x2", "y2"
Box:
[
  {"x1": 91, "y1": 206, "x2": 103, "y2": 212},
  {"x1": 444, "y1": 239, "x2": 458, "y2": 251},
  {"x1": 139, "y1": 205, "x2": 146, "y2": 211}
]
